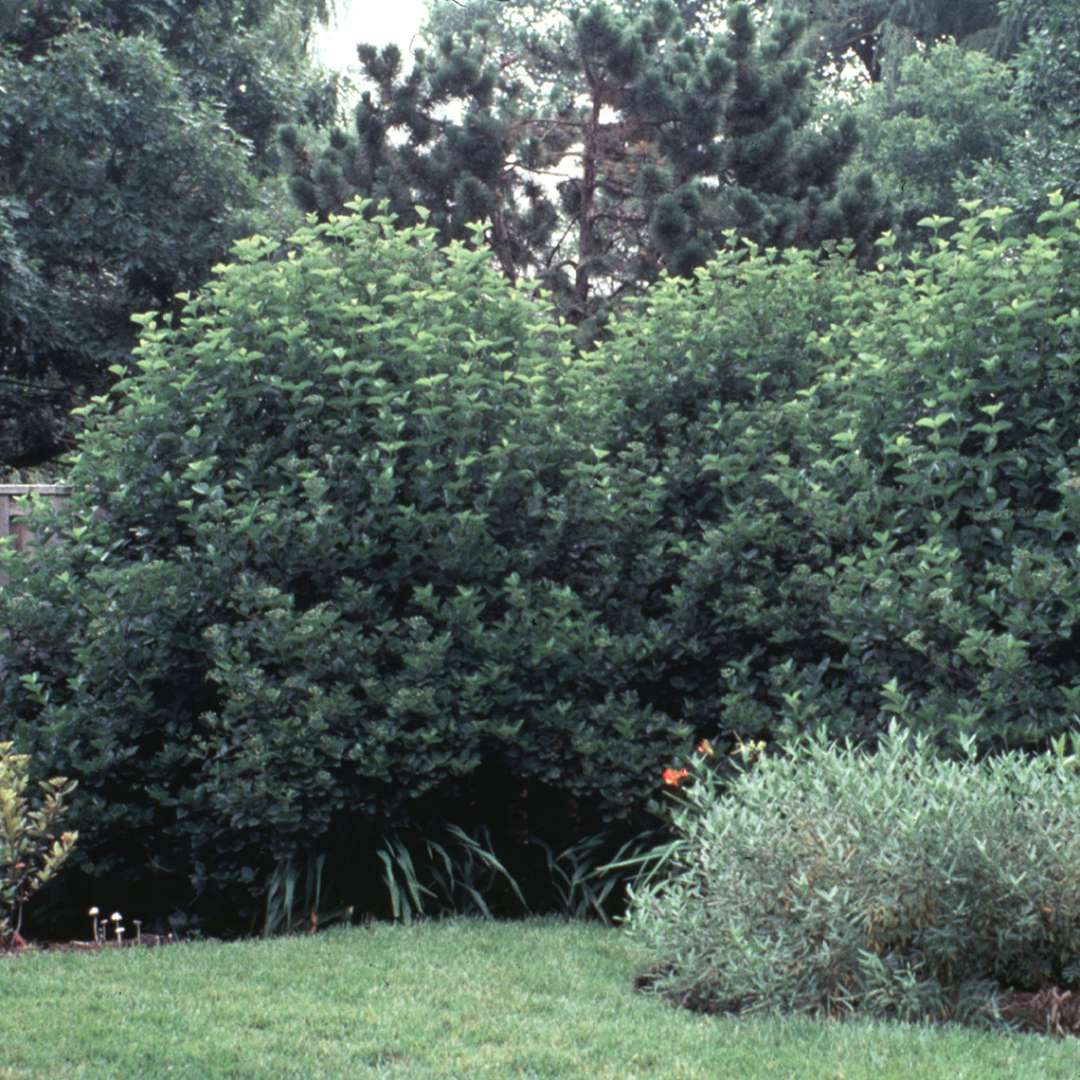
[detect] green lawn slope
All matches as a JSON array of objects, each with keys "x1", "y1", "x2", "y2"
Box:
[{"x1": 1, "y1": 919, "x2": 1076, "y2": 1079}]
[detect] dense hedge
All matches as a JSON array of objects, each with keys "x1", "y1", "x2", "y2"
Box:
[
  {"x1": 0, "y1": 207, "x2": 688, "y2": 927},
  {"x1": 2, "y1": 197, "x2": 1079, "y2": 930},
  {"x1": 589, "y1": 198, "x2": 1080, "y2": 751}
]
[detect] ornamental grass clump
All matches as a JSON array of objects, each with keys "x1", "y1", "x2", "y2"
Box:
[{"x1": 624, "y1": 725, "x2": 1080, "y2": 1028}]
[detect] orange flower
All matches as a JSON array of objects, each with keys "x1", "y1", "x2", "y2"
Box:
[
  {"x1": 662, "y1": 767, "x2": 689, "y2": 787},
  {"x1": 696, "y1": 739, "x2": 715, "y2": 757}
]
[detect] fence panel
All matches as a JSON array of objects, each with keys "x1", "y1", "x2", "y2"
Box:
[{"x1": 0, "y1": 484, "x2": 72, "y2": 586}]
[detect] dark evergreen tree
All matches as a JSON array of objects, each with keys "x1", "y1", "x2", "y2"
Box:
[{"x1": 282, "y1": 1, "x2": 881, "y2": 330}]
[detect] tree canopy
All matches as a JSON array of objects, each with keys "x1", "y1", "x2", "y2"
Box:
[
  {"x1": 282, "y1": 0, "x2": 881, "y2": 332},
  {"x1": 967, "y1": 0, "x2": 1080, "y2": 223},
  {"x1": 760, "y1": 0, "x2": 1013, "y2": 84},
  {"x1": 0, "y1": 0, "x2": 337, "y2": 469},
  {"x1": 847, "y1": 42, "x2": 1023, "y2": 240}
]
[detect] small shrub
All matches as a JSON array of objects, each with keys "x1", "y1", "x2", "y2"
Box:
[
  {"x1": 624, "y1": 725, "x2": 1080, "y2": 1027},
  {"x1": 0, "y1": 741, "x2": 77, "y2": 944}
]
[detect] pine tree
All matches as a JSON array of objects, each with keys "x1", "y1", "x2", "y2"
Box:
[{"x1": 282, "y1": 1, "x2": 881, "y2": 330}]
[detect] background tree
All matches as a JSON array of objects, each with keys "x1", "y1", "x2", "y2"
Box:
[
  {"x1": 3, "y1": 1, "x2": 339, "y2": 169},
  {"x1": 759, "y1": 0, "x2": 1013, "y2": 85},
  {"x1": 283, "y1": 0, "x2": 881, "y2": 332},
  {"x1": 843, "y1": 41, "x2": 1023, "y2": 242},
  {"x1": 0, "y1": 1, "x2": 338, "y2": 469},
  {"x1": 965, "y1": 0, "x2": 1080, "y2": 225}
]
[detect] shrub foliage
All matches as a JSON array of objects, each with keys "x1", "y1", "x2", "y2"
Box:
[
  {"x1": 2, "y1": 195, "x2": 1079, "y2": 929},
  {"x1": 625, "y1": 726, "x2": 1080, "y2": 1025},
  {"x1": 0, "y1": 205, "x2": 686, "y2": 924},
  {"x1": 0, "y1": 741, "x2": 77, "y2": 944},
  {"x1": 589, "y1": 196, "x2": 1080, "y2": 751}
]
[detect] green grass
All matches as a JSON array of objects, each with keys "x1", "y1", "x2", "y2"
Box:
[{"x1": 0, "y1": 918, "x2": 1076, "y2": 1079}]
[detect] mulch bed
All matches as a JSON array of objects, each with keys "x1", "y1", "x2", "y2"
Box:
[
  {"x1": 2, "y1": 932, "x2": 174, "y2": 956},
  {"x1": 635, "y1": 968, "x2": 1080, "y2": 1039},
  {"x1": 996, "y1": 988, "x2": 1080, "y2": 1039}
]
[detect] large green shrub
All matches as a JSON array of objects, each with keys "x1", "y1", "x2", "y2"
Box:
[
  {"x1": 4, "y1": 195, "x2": 1079, "y2": 930},
  {"x1": 574, "y1": 234, "x2": 883, "y2": 743},
  {"x1": 797, "y1": 198, "x2": 1080, "y2": 747},
  {"x1": 0, "y1": 205, "x2": 687, "y2": 925},
  {"x1": 625, "y1": 726, "x2": 1080, "y2": 1026},
  {"x1": 588, "y1": 197, "x2": 1080, "y2": 751}
]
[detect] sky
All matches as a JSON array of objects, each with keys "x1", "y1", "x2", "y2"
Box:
[{"x1": 313, "y1": 0, "x2": 428, "y2": 72}]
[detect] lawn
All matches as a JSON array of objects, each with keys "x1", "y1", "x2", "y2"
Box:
[{"x1": 1, "y1": 918, "x2": 1076, "y2": 1079}]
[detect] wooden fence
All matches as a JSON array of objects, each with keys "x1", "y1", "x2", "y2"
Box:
[{"x1": 0, "y1": 484, "x2": 72, "y2": 586}]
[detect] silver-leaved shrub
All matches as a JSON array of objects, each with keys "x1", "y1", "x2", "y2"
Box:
[{"x1": 625, "y1": 724, "x2": 1080, "y2": 1026}]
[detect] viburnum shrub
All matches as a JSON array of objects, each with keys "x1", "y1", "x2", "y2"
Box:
[
  {"x1": 567, "y1": 237, "x2": 868, "y2": 741},
  {"x1": 6, "y1": 194, "x2": 1080, "y2": 931},
  {"x1": 791, "y1": 197, "x2": 1080, "y2": 748},
  {"x1": 0, "y1": 739, "x2": 77, "y2": 945},
  {"x1": 0, "y1": 203, "x2": 688, "y2": 926},
  {"x1": 586, "y1": 196, "x2": 1080, "y2": 752},
  {"x1": 625, "y1": 724, "x2": 1080, "y2": 1026}
]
